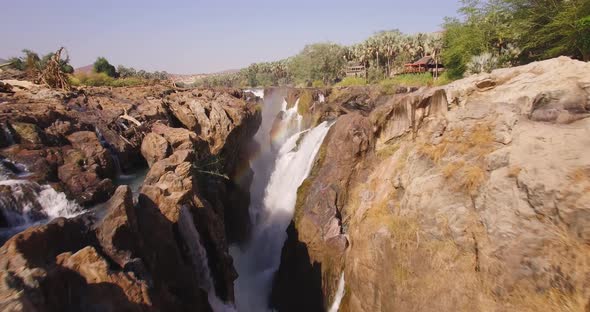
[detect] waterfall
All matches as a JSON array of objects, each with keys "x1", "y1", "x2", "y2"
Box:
[
  {"x1": 95, "y1": 128, "x2": 122, "y2": 175},
  {"x1": 178, "y1": 205, "x2": 236, "y2": 312},
  {"x1": 328, "y1": 273, "x2": 346, "y2": 312},
  {"x1": 245, "y1": 88, "x2": 265, "y2": 99},
  {"x1": 0, "y1": 158, "x2": 27, "y2": 180},
  {"x1": 0, "y1": 179, "x2": 81, "y2": 242},
  {"x1": 231, "y1": 88, "x2": 332, "y2": 311},
  {"x1": 1, "y1": 123, "x2": 15, "y2": 146}
]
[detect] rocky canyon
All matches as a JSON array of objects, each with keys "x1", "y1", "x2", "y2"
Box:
[{"x1": 0, "y1": 56, "x2": 589, "y2": 312}]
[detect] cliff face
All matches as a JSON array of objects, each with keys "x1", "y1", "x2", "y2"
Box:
[
  {"x1": 0, "y1": 84, "x2": 261, "y2": 311},
  {"x1": 274, "y1": 57, "x2": 590, "y2": 312}
]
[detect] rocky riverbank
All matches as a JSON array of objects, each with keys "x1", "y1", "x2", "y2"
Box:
[{"x1": 0, "y1": 82, "x2": 260, "y2": 310}]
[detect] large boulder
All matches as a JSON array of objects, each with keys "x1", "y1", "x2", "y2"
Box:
[
  {"x1": 95, "y1": 186, "x2": 141, "y2": 269},
  {"x1": 0, "y1": 145, "x2": 66, "y2": 183},
  {"x1": 57, "y1": 131, "x2": 116, "y2": 206},
  {"x1": 11, "y1": 122, "x2": 44, "y2": 144},
  {"x1": 164, "y1": 89, "x2": 260, "y2": 155},
  {"x1": 152, "y1": 122, "x2": 200, "y2": 151},
  {"x1": 141, "y1": 132, "x2": 170, "y2": 167}
]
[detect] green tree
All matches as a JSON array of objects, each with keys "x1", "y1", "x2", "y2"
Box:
[
  {"x1": 442, "y1": 0, "x2": 514, "y2": 78},
  {"x1": 93, "y1": 57, "x2": 118, "y2": 77},
  {"x1": 509, "y1": 0, "x2": 590, "y2": 61},
  {"x1": 6, "y1": 57, "x2": 25, "y2": 70},
  {"x1": 117, "y1": 65, "x2": 137, "y2": 78},
  {"x1": 289, "y1": 43, "x2": 347, "y2": 85},
  {"x1": 6, "y1": 49, "x2": 73, "y2": 74},
  {"x1": 22, "y1": 49, "x2": 41, "y2": 74}
]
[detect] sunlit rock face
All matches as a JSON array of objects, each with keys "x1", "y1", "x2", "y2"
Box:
[{"x1": 273, "y1": 57, "x2": 590, "y2": 312}]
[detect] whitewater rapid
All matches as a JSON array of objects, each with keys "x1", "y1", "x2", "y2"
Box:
[
  {"x1": 231, "y1": 90, "x2": 332, "y2": 311},
  {"x1": 0, "y1": 178, "x2": 81, "y2": 242}
]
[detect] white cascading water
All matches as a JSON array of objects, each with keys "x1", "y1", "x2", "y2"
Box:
[
  {"x1": 1, "y1": 124, "x2": 15, "y2": 146},
  {"x1": 0, "y1": 179, "x2": 81, "y2": 241},
  {"x1": 178, "y1": 205, "x2": 237, "y2": 312},
  {"x1": 95, "y1": 128, "x2": 122, "y2": 176},
  {"x1": 328, "y1": 273, "x2": 346, "y2": 312},
  {"x1": 231, "y1": 89, "x2": 332, "y2": 311},
  {"x1": 244, "y1": 88, "x2": 265, "y2": 99}
]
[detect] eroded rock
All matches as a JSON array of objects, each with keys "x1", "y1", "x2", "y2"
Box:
[{"x1": 141, "y1": 132, "x2": 170, "y2": 167}]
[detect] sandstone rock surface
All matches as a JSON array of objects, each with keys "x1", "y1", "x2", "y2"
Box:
[{"x1": 275, "y1": 57, "x2": 590, "y2": 312}]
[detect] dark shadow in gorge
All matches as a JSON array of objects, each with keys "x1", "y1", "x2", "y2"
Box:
[{"x1": 270, "y1": 222, "x2": 324, "y2": 312}]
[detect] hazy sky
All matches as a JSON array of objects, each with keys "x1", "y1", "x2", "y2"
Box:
[{"x1": 2, "y1": 0, "x2": 461, "y2": 74}]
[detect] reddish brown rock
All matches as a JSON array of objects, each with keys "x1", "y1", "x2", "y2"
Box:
[
  {"x1": 141, "y1": 132, "x2": 170, "y2": 167},
  {"x1": 11, "y1": 122, "x2": 44, "y2": 144},
  {"x1": 56, "y1": 131, "x2": 116, "y2": 205},
  {"x1": 95, "y1": 186, "x2": 141, "y2": 268},
  {"x1": 152, "y1": 122, "x2": 200, "y2": 151}
]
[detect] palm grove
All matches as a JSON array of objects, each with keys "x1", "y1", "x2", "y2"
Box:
[{"x1": 196, "y1": 0, "x2": 590, "y2": 88}]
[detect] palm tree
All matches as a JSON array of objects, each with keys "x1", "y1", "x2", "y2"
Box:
[
  {"x1": 429, "y1": 33, "x2": 444, "y2": 78},
  {"x1": 379, "y1": 31, "x2": 402, "y2": 76}
]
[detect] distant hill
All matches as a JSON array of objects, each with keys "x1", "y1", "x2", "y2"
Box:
[
  {"x1": 0, "y1": 58, "x2": 7, "y2": 64},
  {"x1": 74, "y1": 64, "x2": 94, "y2": 74},
  {"x1": 168, "y1": 68, "x2": 240, "y2": 84}
]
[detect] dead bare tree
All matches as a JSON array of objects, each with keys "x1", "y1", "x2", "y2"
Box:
[{"x1": 38, "y1": 47, "x2": 71, "y2": 91}]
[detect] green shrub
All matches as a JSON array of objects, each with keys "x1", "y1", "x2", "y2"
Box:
[
  {"x1": 93, "y1": 57, "x2": 118, "y2": 78},
  {"x1": 335, "y1": 76, "x2": 367, "y2": 87},
  {"x1": 433, "y1": 72, "x2": 453, "y2": 86},
  {"x1": 69, "y1": 72, "x2": 146, "y2": 87},
  {"x1": 378, "y1": 78, "x2": 399, "y2": 95},
  {"x1": 312, "y1": 80, "x2": 325, "y2": 88},
  {"x1": 297, "y1": 90, "x2": 313, "y2": 115},
  {"x1": 389, "y1": 73, "x2": 434, "y2": 87},
  {"x1": 109, "y1": 77, "x2": 144, "y2": 87}
]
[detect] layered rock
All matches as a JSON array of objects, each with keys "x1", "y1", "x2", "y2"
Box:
[
  {"x1": 58, "y1": 131, "x2": 116, "y2": 205},
  {"x1": 140, "y1": 132, "x2": 170, "y2": 167},
  {"x1": 274, "y1": 57, "x2": 590, "y2": 312},
  {"x1": 0, "y1": 83, "x2": 261, "y2": 310},
  {"x1": 0, "y1": 186, "x2": 211, "y2": 311}
]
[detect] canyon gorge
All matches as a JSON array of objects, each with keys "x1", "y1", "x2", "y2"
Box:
[{"x1": 1, "y1": 56, "x2": 590, "y2": 312}]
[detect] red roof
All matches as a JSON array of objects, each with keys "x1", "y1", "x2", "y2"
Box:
[{"x1": 404, "y1": 56, "x2": 435, "y2": 67}]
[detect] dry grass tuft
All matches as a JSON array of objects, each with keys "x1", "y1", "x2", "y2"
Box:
[
  {"x1": 568, "y1": 167, "x2": 590, "y2": 183},
  {"x1": 506, "y1": 224, "x2": 590, "y2": 312},
  {"x1": 442, "y1": 160, "x2": 465, "y2": 179},
  {"x1": 461, "y1": 165, "x2": 486, "y2": 195},
  {"x1": 418, "y1": 123, "x2": 495, "y2": 164},
  {"x1": 418, "y1": 141, "x2": 449, "y2": 164},
  {"x1": 441, "y1": 162, "x2": 486, "y2": 195},
  {"x1": 376, "y1": 142, "x2": 401, "y2": 159},
  {"x1": 507, "y1": 166, "x2": 522, "y2": 178},
  {"x1": 509, "y1": 287, "x2": 589, "y2": 312},
  {"x1": 417, "y1": 122, "x2": 496, "y2": 196}
]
